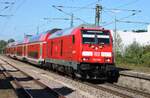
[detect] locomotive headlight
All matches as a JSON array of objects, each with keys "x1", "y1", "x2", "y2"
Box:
[
  {"x1": 95, "y1": 47, "x2": 98, "y2": 50},
  {"x1": 82, "y1": 51, "x2": 93, "y2": 56},
  {"x1": 90, "y1": 45, "x2": 95, "y2": 48},
  {"x1": 83, "y1": 58, "x2": 86, "y2": 61},
  {"x1": 99, "y1": 45, "x2": 103, "y2": 49},
  {"x1": 105, "y1": 58, "x2": 111, "y2": 62},
  {"x1": 82, "y1": 58, "x2": 89, "y2": 61},
  {"x1": 101, "y1": 52, "x2": 112, "y2": 57}
]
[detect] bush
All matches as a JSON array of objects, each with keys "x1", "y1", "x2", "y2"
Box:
[
  {"x1": 116, "y1": 39, "x2": 150, "y2": 68},
  {"x1": 124, "y1": 41, "x2": 143, "y2": 64},
  {"x1": 116, "y1": 51, "x2": 124, "y2": 64},
  {"x1": 141, "y1": 52, "x2": 150, "y2": 67},
  {"x1": 0, "y1": 40, "x2": 7, "y2": 54}
]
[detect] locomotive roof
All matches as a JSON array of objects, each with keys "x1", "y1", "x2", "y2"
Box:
[
  {"x1": 48, "y1": 26, "x2": 108, "y2": 39},
  {"x1": 48, "y1": 27, "x2": 75, "y2": 39}
]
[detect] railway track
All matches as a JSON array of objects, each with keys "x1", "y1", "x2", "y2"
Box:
[
  {"x1": 0, "y1": 65, "x2": 5, "y2": 80},
  {"x1": 80, "y1": 80, "x2": 150, "y2": 98},
  {"x1": 0, "y1": 58, "x2": 65, "y2": 98},
  {"x1": 84, "y1": 82, "x2": 133, "y2": 98},
  {"x1": 102, "y1": 83, "x2": 150, "y2": 98},
  {"x1": 120, "y1": 71, "x2": 150, "y2": 81},
  {"x1": 48, "y1": 67, "x2": 150, "y2": 98},
  {"x1": 1, "y1": 56, "x2": 150, "y2": 98}
]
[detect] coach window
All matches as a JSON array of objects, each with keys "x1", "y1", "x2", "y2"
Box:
[
  {"x1": 29, "y1": 51, "x2": 38, "y2": 59},
  {"x1": 51, "y1": 41, "x2": 53, "y2": 56},
  {"x1": 72, "y1": 35, "x2": 75, "y2": 44},
  {"x1": 60, "y1": 40, "x2": 63, "y2": 56}
]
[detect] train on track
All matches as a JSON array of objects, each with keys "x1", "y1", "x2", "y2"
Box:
[{"x1": 5, "y1": 26, "x2": 119, "y2": 82}]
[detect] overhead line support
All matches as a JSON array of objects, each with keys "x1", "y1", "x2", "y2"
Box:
[{"x1": 95, "y1": 4, "x2": 102, "y2": 26}]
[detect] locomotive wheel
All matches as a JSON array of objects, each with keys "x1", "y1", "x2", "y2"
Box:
[
  {"x1": 68, "y1": 67, "x2": 75, "y2": 79},
  {"x1": 107, "y1": 76, "x2": 118, "y2": 83},
  {"x1": 80, "y1": 73, "x2": 87, "y2": 81},
  {"x1": 47, "y1": 63, "x2": 52, "y2": 70},
  {"x1": 107, "y1": 73, "x2": 119, "y2": 83}
]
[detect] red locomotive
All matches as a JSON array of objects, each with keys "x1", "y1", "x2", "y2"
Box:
[{"x1": 5, "y1": 26, "x2": 119, "y2": 82}]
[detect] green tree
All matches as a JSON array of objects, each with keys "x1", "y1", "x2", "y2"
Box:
[
  {"x1": 124, "y1": 40, "x2": 143, "y2": 64},
  {"x1": 0, "y1": 40, "x2": 7, "y2": 54},
  {"x1": 141, "y1": 52, "x2": 150, "y2": 67},
  {"x1": 143, "y1": 45, "x2": 150, "y2": 54},
  {"x1": 115, "y1": 32, "x2": 124, "y2": 64},
  {"x1": 115, "y1": 32, "x2": 124, "y2": 54},
  {"x1": 7, "y1": 38, "x2": 15, "y2": 43},
  {"x1": 141, "y1": 45, "x2": 150, "y2": 66}
]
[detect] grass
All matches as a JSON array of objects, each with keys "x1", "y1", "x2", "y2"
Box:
[{"x1": 116, "y1": 63, "x2": 150, "y2": 74}]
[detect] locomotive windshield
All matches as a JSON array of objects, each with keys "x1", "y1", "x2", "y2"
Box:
[{"x1": 81, "y1": 30, "x2": 110, "y2": 44}]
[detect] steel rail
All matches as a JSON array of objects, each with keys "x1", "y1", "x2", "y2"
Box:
[
  {"x1": 105, "y1": 83, "x2": 150, "y2": 98},
  {"x1": 83, "y1": 82, "x2": 133, "y2": 98},
  {"x1": 0, "y1": 64, "x2": 33, "y2": 98},
  {"x1": 2, "y1": 56, "x2": 150, "y2": 98},
  {"x1": 0, "y1": 58, "x2": 66, "y2": 98},
  {"x1": 120, "y1": 72, "x2": 150, "y2": 81}
]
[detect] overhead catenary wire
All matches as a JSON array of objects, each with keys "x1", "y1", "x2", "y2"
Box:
[
  {"x1": 102, "y1": 10, "x2": 141, "y2": 27},
  {"x1": 0, "y1": 0, "x2": 26, "y2": 33},
  {"x1": 103, "y1": 7, "x2": 141, "y2": 13},
  {"x1": 72, "y1": 1, "x2": 99, "y2": 12},
  {"x1": 0, "y1": 0, "x2": 26, "y2": 17},
  {"x1": 52, "y1": 5, "x2": 72, "y2": 16},
  {"x1": 13, "y1": 0, "x2": 26, "y2": 14},
  {"x1": 115, "y1": 0, "x2": 140, "y2": 8},
  {"x1": 0, "y1": 1, "x2": 15, "y2": 13},
  {"x1": 0, "y1": 14, "x2": 13, "y2": 17},
  {"x1": 53, "y1": 1, "x2": 142, "y2": 27},
  {"x1": 44, "y1": 17, "x2": 70, "y2": 20},
  {"x1": 52, "y1": 5, "x2": 89, "y2": 26},
  {"x1": 53, "y1": 5, "x2": 95, "y2": 10},
  {"x1": 116, "y1": 20, "x2": 150, "y2": 25},
  {"x1": 0, "y1": 2, "x2": 15, "y2": 4},
  {"x1": 56, "y1": 5, "x2": 141, "y2": 13}
]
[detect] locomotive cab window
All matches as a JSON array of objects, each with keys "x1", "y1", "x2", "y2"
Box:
[
  {"x1": 81, "y1": 30, "x2": 110, "y2": 44},
  {"x1": 97, "y1": 35, "x2": 110, "y2": 44}
]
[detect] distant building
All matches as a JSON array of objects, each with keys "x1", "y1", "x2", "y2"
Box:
[
  {"x1": 111, "y1": 30, "x2": 150, "y2": 46},
  {"x1": 148, "y1": 25, "x2": 150, "y2": 33}
]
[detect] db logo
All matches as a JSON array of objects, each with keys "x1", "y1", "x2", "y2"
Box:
[{"x1": 94, "y1": 52, "x2": 100, "y2": 56}]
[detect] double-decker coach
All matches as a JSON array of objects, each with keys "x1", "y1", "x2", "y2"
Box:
[
  {"x1": 6, "y1": 42, "x2": 17, "y2": 57},
  {"x1": 26, "y1": 29, "x2": 61, "y2": 65}
]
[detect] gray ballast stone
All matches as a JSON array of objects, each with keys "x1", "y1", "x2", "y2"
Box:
[{"x1": 120, "y1": 71, "x2": 150, "y2": 80}]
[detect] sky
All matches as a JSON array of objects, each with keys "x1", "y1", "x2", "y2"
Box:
[{"x1": 0, "y1": 0, "x2": 150, "y2": 41}]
